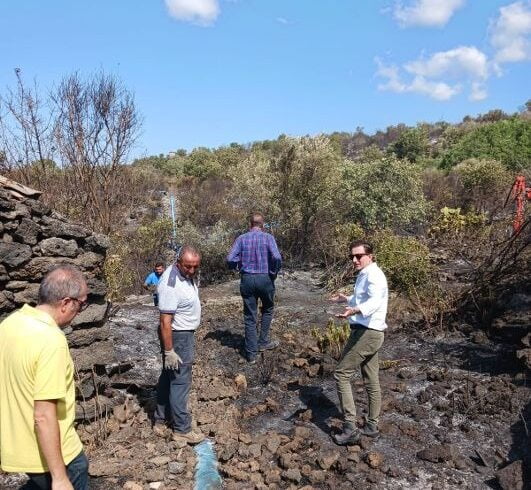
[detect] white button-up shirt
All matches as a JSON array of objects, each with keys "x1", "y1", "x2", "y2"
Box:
[{"x1": 347, "y1": 262, "x2": 388, "y2": 331}]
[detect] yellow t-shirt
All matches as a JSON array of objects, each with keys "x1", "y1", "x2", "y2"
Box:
[{"x1": 0, "y1": 304, "x2": 82, "y2": 472}]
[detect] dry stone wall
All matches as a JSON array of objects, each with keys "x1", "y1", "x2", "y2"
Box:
[{"x1": 0, "y1": 176, "x2": 119, "y2": 417}]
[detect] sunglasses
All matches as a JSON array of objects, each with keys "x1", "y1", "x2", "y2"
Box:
[
  {"x1": 66, "y1": 297, "x2": 89, "y2": 312},
  {"x1": 349, "y1": 253, "x2": 369, "y2": 261}
]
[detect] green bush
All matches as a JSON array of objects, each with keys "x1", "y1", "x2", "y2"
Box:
[
  {"x1": 371, "y1": 229, "x2": 434, "y2": 295},
  {"x1": 342, "y1": 155, "x2": 429, "y2": 232},
  {"x1": 441, "y1": 118, "x2": 531, "y2": 170},
  {"x1": 429, "y1": 207, "x2": 485, "y2": 235}
]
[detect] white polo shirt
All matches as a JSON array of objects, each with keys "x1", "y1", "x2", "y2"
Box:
[
  {"x1": 157, "y1": 265, "x2": 201, "y2": 331},
  {"x1": 347, "y1": 261, "x2": 388, "y2": 331}
]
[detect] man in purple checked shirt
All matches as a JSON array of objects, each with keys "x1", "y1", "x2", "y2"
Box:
[{"x1": 227, "y1": 212, "x2": 282, "y2": 364}]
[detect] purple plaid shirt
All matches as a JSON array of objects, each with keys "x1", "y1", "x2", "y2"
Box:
[{"x1": 227, "y1": 228, "x2": 282, "y2": 274}]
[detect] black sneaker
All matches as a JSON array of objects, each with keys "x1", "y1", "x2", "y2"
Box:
[
  {"x1": 258, "y1": 340, "x2": 280, "y2": 352},
  {"x1": 333, "y1": 423, "x2": 361, "y2": 446},
  {"x1": 247, "y1": 356, "x2": 257, "y2": 364}
]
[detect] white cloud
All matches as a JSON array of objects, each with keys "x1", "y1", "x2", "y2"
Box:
[
  {"x1": 276, "y1": 17, "x2": 290, "y2": 25},
  {"x1": 490, "y1": 1, "x2": 531, "y2": 63},
  {"x1": 405, "y1": 46, "x2": 489, "y2": 80},
  {"x1": 375, "y1": 47, "x2": 488, "y2": 101},
  {"x1": 392, "y1": 0, "x2": 466, "y2": 28},
  {"x1": 470, "y1": 82, "x2": 488, "y2": 101},
  {"x1": 165, "y1": 0, "x2": 220, "y2": 26}
]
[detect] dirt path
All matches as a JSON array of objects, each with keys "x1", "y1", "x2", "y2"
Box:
[{"x1": 1, "y1": 270, "x2": 528, "y2": 489}]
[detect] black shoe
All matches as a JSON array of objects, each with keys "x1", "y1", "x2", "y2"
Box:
[
  {"x1": 258, "y1": 340, "x2": 279, "y2": 352},
  {"x1": 247, "y1": 356, "x2": 257, "y2": 364},
  {"x1": 362, "y1": 421, "x2": 379, "y2": 438},
  {"x1": 333, "y1": 424, "x2": 361, "y2": 446}
]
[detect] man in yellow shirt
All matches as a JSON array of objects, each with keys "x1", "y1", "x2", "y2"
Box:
[{"x1": 0, "y1": 265, "x2": 89, "y2": 490}]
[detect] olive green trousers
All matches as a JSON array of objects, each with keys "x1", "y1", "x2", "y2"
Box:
[{"x1": 333, "y1": 327, "x2": 385, "y2": 426}]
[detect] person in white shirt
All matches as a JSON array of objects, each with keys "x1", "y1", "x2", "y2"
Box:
[
  {"x1": 329, "y1": 240, "x2": 388, "y2": 445},
  {"x1": 153, "y1": 245, "x2": 204, "y2": 445}
]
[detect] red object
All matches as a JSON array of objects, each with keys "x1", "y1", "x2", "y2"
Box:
[{"x1": 511, "y1": 175, "x2": 531, "y2": 233}]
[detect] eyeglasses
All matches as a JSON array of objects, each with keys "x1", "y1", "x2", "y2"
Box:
[
  {"x1": 67, "y1": 297, "x2": 89, "y2": 312},
  {"x1": 349, "y1": 253, "x2": 369, "y2": 261}
]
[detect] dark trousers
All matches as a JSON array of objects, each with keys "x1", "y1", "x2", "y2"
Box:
[
  {"x1": 154, "y1": 330, "x2": 195, "y2": 433},
  {"x1": 240, "y1": 273, "x2": 275, "y2": 359},
  {"x1": 23, "y1": 450, "x2": 89, "y2": 490}
]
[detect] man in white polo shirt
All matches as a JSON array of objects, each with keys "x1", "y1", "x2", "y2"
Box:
[
  {"x1": 330, "y1": 240, "x2": 388, "y2": 445},
  {"x1": 153, "y1": 245, "x2": 204, "y2": 444}
]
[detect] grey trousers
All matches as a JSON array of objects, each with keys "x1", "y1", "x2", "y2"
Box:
[
  {"x1": 154, "y1": 330, "x2": 195, "y2": 433},
  {"x1": 334, "y1": 327, "x2": 384, "y2": 426}
]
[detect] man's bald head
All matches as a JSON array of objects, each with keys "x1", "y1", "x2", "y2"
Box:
[{"x1": 38, "y1": 265, "x2": 87, "y2": 306}]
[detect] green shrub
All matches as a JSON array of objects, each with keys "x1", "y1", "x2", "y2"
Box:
[
  {"x1": 429, "y1": 207, "x2": 485, "y2": 235},
  {"x1": 311, "y1": 320, "x2": 351, "y2": 359},
  {"x1": 371, "y1": 229, "x2": 434, "y2": 295},
  {"x1": 342, "y1": 155, "x2": 430, "y2": 232}
]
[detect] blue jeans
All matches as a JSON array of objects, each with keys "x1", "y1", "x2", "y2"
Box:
[
  {"x1": 240, "y1": 273, "x2": 276, "y2": 359},
  {"x1": 23, "y1": 450, "x2": 89, "y2": 490},
  {"x1": 155, "y1": 330, "x2": 195, "y2": 433}
]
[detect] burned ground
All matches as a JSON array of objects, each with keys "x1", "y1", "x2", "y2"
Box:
[{"x1": 1, "y1": 270, "x2": 528, "y2": 489}]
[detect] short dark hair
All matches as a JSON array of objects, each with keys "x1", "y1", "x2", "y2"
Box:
[
  {"x1": 38, "y1": 265, "x2": 87, "y2": 305},
  {"x1": 349, "y1": 240, "x2": 374, "y2": 255},
  {"x1": 249, "y1": 212, "x2": 264, "y2": 228},
  {"x1": 155, "y1": 262, "x2": 164, "y2": 268}
]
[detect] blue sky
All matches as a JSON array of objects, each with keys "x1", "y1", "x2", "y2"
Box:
[{"x1": 0, "y1": 0, "x2": 529, "y2": 158}]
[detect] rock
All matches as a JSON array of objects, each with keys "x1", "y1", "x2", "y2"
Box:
[
  {"x1": 366, "y1": 451, "x2": 383, "y2": 469},
  {"x1": 85, "y1": 233, "x2": 110, "y2": 251},
  {"x1": 39, "y1": 237, "x2": 79, "y2": 257},
  {"x1": 266, "y1": 434, "x2": 281, "y2": 454},
  {"x1": 0, "y1": 242, "x2": 32, "y2": 267},
  {"x1": 123, "y1": 482, "x2": 143, "y2": 490},
  {"x1": 264, "y1": 469, "x2": 281, "y2": 484},
  {"x1": 234, "y1": 373, "x2": 247, "y2": 391},
  {"x1": 149, "y1": 455, "x2": 171, "y2": 466},
  {"x1": 282, "y1": 468, "x2": 302, "y2": 483},
  {"x1": 279, "y1": 453, "x2": 294, "y2": 469},
  {"x1": 249, "y1": 443, "x2": 262, "y2": 458},
  {"x1": 9, "y1": 256, "x2": 77, "y2": 280},
  {"x1": 293, "y1": 426, "x2": 312, "y2": 439},
  {"x1": 67, "y1": 325, "x2": 111, "y2": 348},
  {"x1": 516, "y1": 348, "x2": 531, "y2": 370},
  {"x1": 417, "y1": 444, "x2": 456, "y2": 463},
  {"x1": 0, "y1": 291, "x2": 15, "y2": 310},
  {"x1": 86, "y1": 277, "x2": 108, "y2": 296},
  {"x1": 496, "y1": 460, "x2": 524, "y2": 490},
  {"x1": 293, "y1": 358, "x2": 309, "y2": 368},
  {"x1": 309, "y1": 470, "x2": 326, "y2": 483},
  {"x1": 470, "y1": 330, "x2": 488, "y2": 344},
  {"x1": 70, "y1": 302, "x2": 109, "y2": 327},
  {"x1": 40, "y1": 216, "x2": 90, "y2": 239},
  {"x1": 239, "y1": 433, "x2": 252, "y2": 444},
  {"x1": 74, "y1": 251, "x2": 105, "y2": 270},
  {"x1": 168, "y1": 461, "x2": 186, "y2": 474},
  {"x1": 70, "y1": 340, "x2": 116, "y2": 371},
  {"x1": 14, "y1": 218, "x2": 40, "y2": 245},
  {"x1": 318, "y1": 450, "x2": 340, "y2": 470},
  {"x1": 13, "y1": 283, "x2": 40, "y2": 305},
  {"x1": 148, "y1": 482, "x2": 164, "y2": 490}
]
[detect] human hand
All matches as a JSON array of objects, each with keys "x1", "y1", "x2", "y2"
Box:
[
  {"x1": 335, "y1": 307, "x2": 356, "y2": 318},
  {"x1": 164, "y1": 350, "x2": 182, "y2": 370},
  {"x1": 51, "y1": 476, "x2": 74, "y2": 490},
  {"x1": 329, "y1": 293, "x2": 348, "y2": 303}
]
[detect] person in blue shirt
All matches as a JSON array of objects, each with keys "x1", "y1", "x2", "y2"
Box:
[{"x1": 144, "y1": 262, "x2": 165, "y2": 306}]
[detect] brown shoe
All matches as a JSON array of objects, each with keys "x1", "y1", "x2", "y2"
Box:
[
  {"x1": 153, "y1": 423, "x2": 168, "y2": 438},
  {"x1": 171, "y1": 429, "x2": 205, "y2": 445}
]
